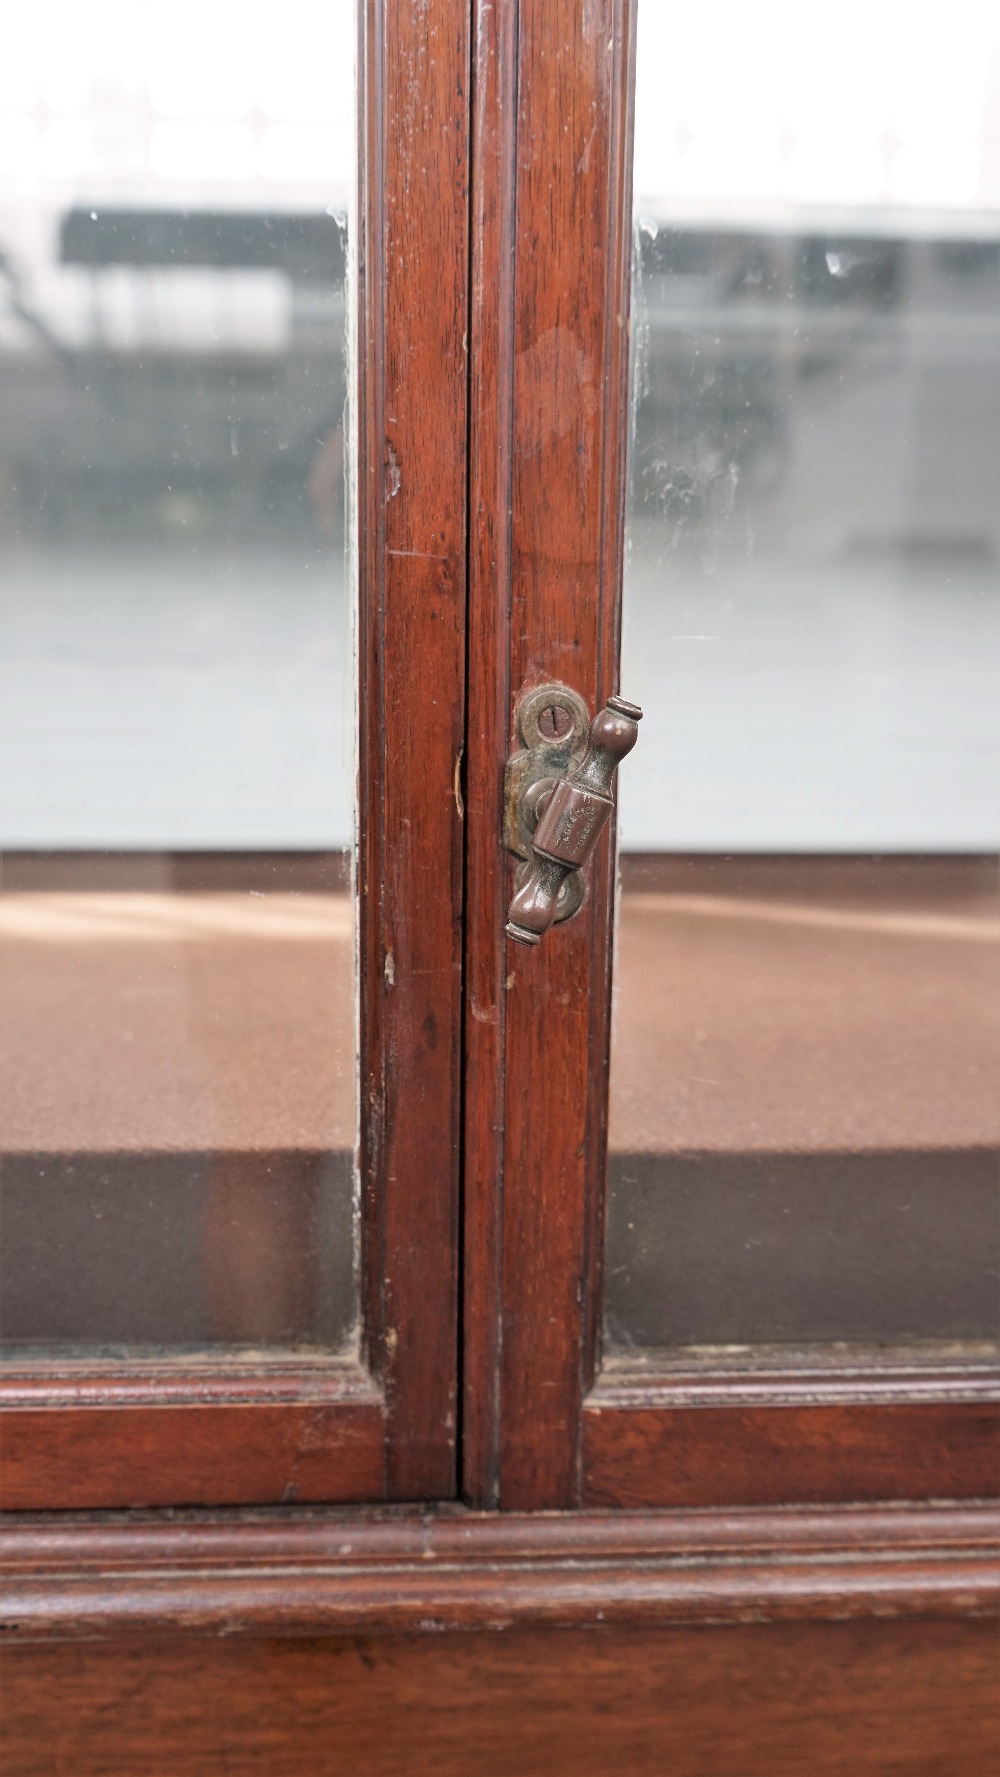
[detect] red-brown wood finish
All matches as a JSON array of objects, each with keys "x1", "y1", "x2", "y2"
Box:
[
  {"x1": 2, "y1": 1503, "x2": 996, "y2": 1641},
  {"x1": 4, "y1": 1619, "x2": 999, "y2": 1776},
  {"x1": 0, "y1": 1369, "x2": 383, "y2": 1512},
  {"x1": 461, "y1": 0, "x2": 519, "y2": 1509},
  {"x1": 464, "y1": 0, "x2": 637, "y2": 1510},
  {"x1": 0, "y1": 0, "x2": 470, "y2": 1511},
  {"x1": 584, "y1": 1376, "x2": 1000, "y2": 1510},
  {"x1": 357, "y1": 0, "x2": 469, "y2": 1499}
]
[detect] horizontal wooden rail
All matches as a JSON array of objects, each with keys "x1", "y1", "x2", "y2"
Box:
[
  {"x1": 1, "y1": 1502, "x2": 996, "y2": 1642},
  {"x1": 0, "y1": 1362, "x2": 385, "y2": 1511}
]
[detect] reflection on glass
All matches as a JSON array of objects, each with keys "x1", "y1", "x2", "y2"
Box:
[
  {"x1": 0, "y1": 3, "x2": 358, "y2": 1354},
  {"x1": 606, "y1": 2, "x2": 1000, "y2": 1356}
]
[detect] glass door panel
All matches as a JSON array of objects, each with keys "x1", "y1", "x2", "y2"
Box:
[
  {"x1": 606, "y1": 2, "x2": 1000, "y2": 1356},
  {"x1": 0, "y1": 1, "x2": 358, "y2": 1355}
]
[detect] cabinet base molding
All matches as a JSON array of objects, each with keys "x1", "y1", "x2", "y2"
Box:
[{"x1": 2, "y1": 1501, "x2": 996, "y2": 1643}]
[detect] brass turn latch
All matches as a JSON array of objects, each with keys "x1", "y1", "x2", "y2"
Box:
[{"x1": 504, "y1": 683, "x2": 642, "y2": 947}]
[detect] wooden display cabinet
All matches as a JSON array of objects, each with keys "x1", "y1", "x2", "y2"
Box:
[{"x1": 1, "y1": 3, "x2": 997, "y2": 1770}]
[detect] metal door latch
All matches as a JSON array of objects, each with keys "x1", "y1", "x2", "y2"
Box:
[{"x1": 504, "y1": 683, "x2": 642, "y2": 947}]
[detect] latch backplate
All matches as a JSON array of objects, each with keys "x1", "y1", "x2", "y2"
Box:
[{"x1": 504, "y1": 682, "x2": 591, "y2": 926}]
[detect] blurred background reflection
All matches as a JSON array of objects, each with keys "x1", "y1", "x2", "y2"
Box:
[
  {"x1": 606, "y1": 1, "x2": 1000, "y2": 1358},
  {"x1": 0, "y1": 2, "x2": 357, "y2": 1356}
]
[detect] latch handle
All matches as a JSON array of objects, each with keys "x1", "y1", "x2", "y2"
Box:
[{"x1": 505, "y1": 694, "x2": 642, "y2": 946}]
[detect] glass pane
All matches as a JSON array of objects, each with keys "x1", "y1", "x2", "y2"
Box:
[
  {"x1": 0, "y1": 3, "x2": 358, "y2": 1355},
  {"x1": 606, "y1": 2, "x2": 1000, "y2": 1358}
]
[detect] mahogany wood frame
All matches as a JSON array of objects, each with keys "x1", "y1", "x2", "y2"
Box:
[
  {"x1": 4, "y1": 1503, "x2": 997, "y2": 1776},
  {"x1": 463, "y1": 0, "x2": 637, "y2": 1511},
  {"x1": 2, "y1": 0, "x2": 996, "y2": 1537},
  {"x1": 0, "y1": 21, "x2": 998, "y2": 1763},
  {"x1": 0, "y1": 0, "x2": 470, "y2": 1512},
  {"x1": 2, "y1": 1502, "x2": 996, "y2": 1640},
  {"x1": 461, "y1": 0, "x2": 1000, "y2": 1511}
]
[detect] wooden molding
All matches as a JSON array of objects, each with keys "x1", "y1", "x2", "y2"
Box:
[
  {"x1": 582, "y1": 1365, "x2": 1000, "y2": 1508},
  {"x1": 1, "y1": 1502, "x2": 996, "y2": 1642},
  {"x1": 588, "y1": 1361, "x2": 1000, "y2": 1409}
]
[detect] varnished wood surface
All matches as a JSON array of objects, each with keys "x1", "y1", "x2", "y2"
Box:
[
  {"x1": 0, "y1": 1368, "x2": 384, "y2": 1511},
  {"x1": 3, "y1": 1618, "x2": 998, "y2": 1776},
  {"x1": 356, "y1": 0, "x2": 469, "y2": 1499},
  {"x1": 464, "y1": 0, "x2": 638, "y2": 1510},
  {"x1": 0, "y1": 1404, "x2": 385, "y2": 1513},
  {"x1": 461, "y1": 0, "x2": 518, "y2": 1509},
  {"x1": 583, "y1": 1389, "x2": 1000, "y2": 1509},
  {"x1": 4, "y1": 1502, "x2": 995, "y2": 1641},
  {"x1": 497, "y1": 0, "x2": 636, "y2": 1511}
]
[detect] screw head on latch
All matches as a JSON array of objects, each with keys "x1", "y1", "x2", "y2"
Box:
[{"x1": 537, "y1": 704, "x2": 573, "y2": 741}]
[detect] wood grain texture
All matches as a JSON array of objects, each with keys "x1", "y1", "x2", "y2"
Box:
[
  {"x1": 583, "y1": 1379, "x2": 1000, "y2": 1508},
  {"x1": 0, "y1": 1368, "x2": 384, "y2": 1510},
  {"x1": 3, "y1": 1618, "x2": 998, "y2": 1776},
  {"x1": 357, "y1": 0, "x2": 469, "y2": 1498},
  {"x1": 2, "y1": 1502, "x2": 996, "y2": 1641},
  {"x1": 464, "y1": 0, "x2": 638, "y2": 1509},
  {"x1": 461, "y1": 0, "x2": 518, "y2": 1509}
]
